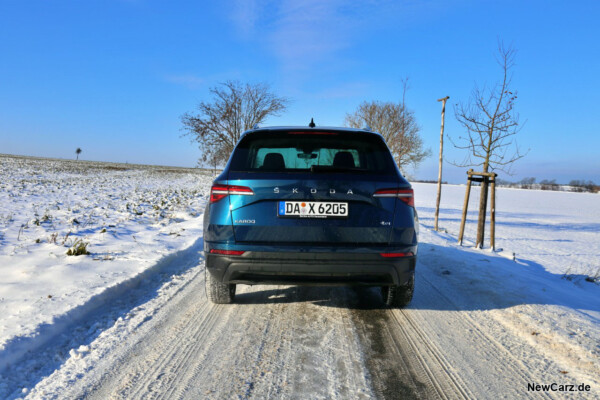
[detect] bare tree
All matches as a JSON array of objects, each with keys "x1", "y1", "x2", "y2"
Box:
[
  {"x1": 75, "y1": 148, "x2": 82, "y2": 161},
  {"x1": 345, "y1": 83, "x2": 430, "y2": 172},
  {"x1": 451, "y1": 43, "x2": 527, "y2": 173},
  {"x1": 451, "y1": 42, "x2": 527, "y2": 248},
  {"x1": 181, "y1": 80, "x2": 289, "y2": 166}
]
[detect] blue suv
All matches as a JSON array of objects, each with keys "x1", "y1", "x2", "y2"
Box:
[{"x1": 203, "y1": 126, "x2": 418, "y2": 307}]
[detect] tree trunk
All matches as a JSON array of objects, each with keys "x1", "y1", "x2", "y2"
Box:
[
  {"x1": 490, "y1": 177, "x2": 496, "y2": 251},
  {"x1": 475, "y1": 143, "x2": 492, "y2": 248},
  {"x1": 476, "y1": 177, "x2": 488, "y2": 248}
]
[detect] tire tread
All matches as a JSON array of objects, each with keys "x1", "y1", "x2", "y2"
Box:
[
  {"x1": 206, "y1": 271, "x2": 235, "y2": 304},
  {"x1": 381, "y1": 275, "x2": 414, "y2": 308}
]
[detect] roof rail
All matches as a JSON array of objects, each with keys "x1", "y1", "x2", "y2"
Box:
[
  {"x1": 252, "y1": 124, "x2": 260, "y2": 129},
  {"x1": 363, "y1": 125, "x2": 372, "y2": 131}
]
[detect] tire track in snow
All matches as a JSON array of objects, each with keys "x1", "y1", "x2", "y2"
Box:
[
  {"x1": 125, "y1": 287, "x2": 228, "y2": 399},
  {"x1": 391, "y1": 310, "x2": 471, "y2": 399},
  {"x1": 412, "y1": 250, "x2": 587, "y2": 399},
  {"x1": 401, "y1": 270, "x2": 555, "y2": 399},
  {"x1": 84, "y1": 270, "x2": 228, "y2": 399},
  {"x1": 349, "y1": 287, "x2": 466, "y2": 400},
  {"x1": 165, "y1": 285, "x2": 284, "y2": 400},
  {"x1": 78, "y1": 284, "x2": 375, "y2": 400},
  {"x1": 349, "y1": 266, "x2": 573, "y2": 399}
]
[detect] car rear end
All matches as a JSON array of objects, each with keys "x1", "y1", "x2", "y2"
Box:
[{"x1": 203, "y1": 127, "x2": 418, "y2": 307}]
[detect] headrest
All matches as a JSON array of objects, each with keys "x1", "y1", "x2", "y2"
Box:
[
  {"x1": 261, "y1": 152, "x2": 285, "y2": 170},
  {"x1": 333, "y1": 151, "x2": 355, "y2": 169}
]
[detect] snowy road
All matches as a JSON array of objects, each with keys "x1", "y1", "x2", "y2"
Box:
[
  {"x1": 81, "y1": 279, "x2": 374, "y2": 399},
  {"x1": 23, "y1": 230, "x2": 599, "y2": 399},
  {"x1": 37, "y1": 265, "x2": 465, "y2": 400}
]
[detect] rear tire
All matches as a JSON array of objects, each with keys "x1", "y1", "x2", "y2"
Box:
[
  {"x1": 381, "y1": 275, "x2": 414, "y2": 308},
  {"x1": 206, "y1": 270, "x2": 236, "y2": 304}
]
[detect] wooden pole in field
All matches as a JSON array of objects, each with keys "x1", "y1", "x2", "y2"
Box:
[
  {"x1": 458, "y1": 169, "x2": 474, "y2": 245},
  {"x1": 434, "y1": 96, "x2": 449, "y2": 231}
]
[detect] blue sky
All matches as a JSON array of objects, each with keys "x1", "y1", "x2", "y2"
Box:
[{"x1": 1, "y1": 0, "x2": 598, "y2": 183}]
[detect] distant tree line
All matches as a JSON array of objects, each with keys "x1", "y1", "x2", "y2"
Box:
[
  {"x1": 495, "y1": 177, "x2": 599, "y2": 193},
  {"x1": 413, "y1": 179, "x2": 448, "y2": 185},
  {"x1": 568, "y1": 180, "x2": 598, "y2": 193}
]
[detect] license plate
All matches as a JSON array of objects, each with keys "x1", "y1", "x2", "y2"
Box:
[{"x1": 278, "y1": 201, "x2": 348, "y2": 218}]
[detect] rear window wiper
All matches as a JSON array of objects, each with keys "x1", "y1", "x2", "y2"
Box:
[{"x1": 310, "y1": 165, "x2": 369, "y2": 173}]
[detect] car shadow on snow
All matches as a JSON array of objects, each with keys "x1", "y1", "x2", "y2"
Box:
[
  {"x1": 408, "y1": 241, "x2": 600, "y2": 314},
  {"x1": 234, "y1": 284, "x2": 386, "y2": 310}
]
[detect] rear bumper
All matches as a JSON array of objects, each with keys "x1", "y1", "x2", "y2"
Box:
[{"x1": 205, "y1": 250, "x2": 416, "y2": 286}]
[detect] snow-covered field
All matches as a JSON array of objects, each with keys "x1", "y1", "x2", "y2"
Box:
[
  {"x1": 415, "y1": 182, "x2": 600, "y2": 278},
  {"x1": 0, "y1": 156, "x2": 598, "y2": 399},
  {"x1": 0, "y1": 155, "x2": 212, "y2": 391}
]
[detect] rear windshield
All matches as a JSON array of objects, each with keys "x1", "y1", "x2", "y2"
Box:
[{"x1": 229, "y1": 131, "x2": 397, "y2": 174}]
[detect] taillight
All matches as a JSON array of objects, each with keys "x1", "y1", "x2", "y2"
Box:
[
  {"x1": 373, "y1": 188, "x2": 414, "y2": 207},
  {"x1": 380, "y1": 252, "x2": 414, "y2": 258},
  {"x1": 210, "y1": 185, "x2": 254, "y2": 203},
  {"x1": 209, "y1": 249, "x2": 246, "y2": 256}
]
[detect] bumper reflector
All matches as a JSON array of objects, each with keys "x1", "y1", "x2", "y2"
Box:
[
  {"x1": 380, "y1": 252, "x2": 414, "y2": 258},
  {"x1": 209, "y1": 249, "x2": 246, "y2": 256}
]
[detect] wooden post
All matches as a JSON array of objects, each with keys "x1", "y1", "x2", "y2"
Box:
[
  {"x1": 434, "y1": 96, "x2": 449, "y2": 231},
  {"x1": 458, "y1": 169, "x2": 473, "y2": 245},
  {"x1": 490, "y1": 174, "x2": 497, "y2": 251},
  {"x1": 460, "y1": 170, "x2": 497, "y2": 248}
]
